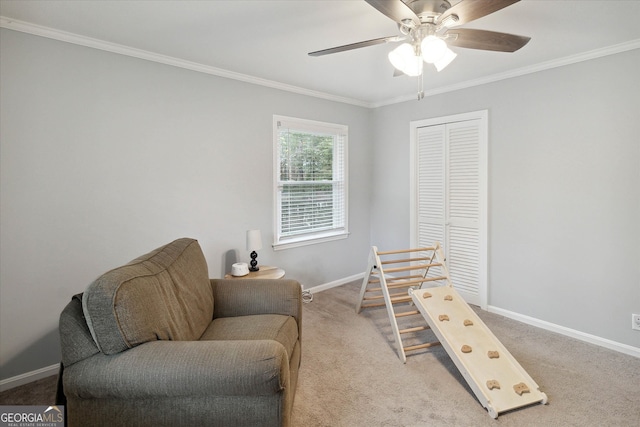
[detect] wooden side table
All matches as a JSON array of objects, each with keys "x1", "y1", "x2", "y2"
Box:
[{"x1": 224, "y1": 265, "x2": 285, "y2": 280}]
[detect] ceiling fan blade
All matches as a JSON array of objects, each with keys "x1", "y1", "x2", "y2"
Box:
[
  {"x1": 439, "y1": 0, "x2": 520, "y2": 27},
  {"x1": 446, "y1": 28, "x2": 530, "y2": 52},
  {"x1": 308, "y1": 35, "x2": 403, "y2": 57},
  {"x1": 365, "y1": 0, "x2": 420, "y2": 26}
]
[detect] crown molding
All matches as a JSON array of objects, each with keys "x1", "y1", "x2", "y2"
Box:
[
  {"x1": 2, "y1": 16, "x2": 639, "y2": 110},
  {"x1": 0, "y1": 16, "x2": 372, "y2": 108},
  {"x1": 372, "y1": 38, "x2": 640, "y2": 108}
]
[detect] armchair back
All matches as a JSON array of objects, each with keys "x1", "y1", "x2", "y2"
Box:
[{"x1": 82, "y1": 238, "x2": 213, "y2": 355}]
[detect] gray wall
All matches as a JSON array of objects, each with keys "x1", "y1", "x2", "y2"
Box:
[
  {"x1": 0, "y1": 29, "x2": 373, "y2": 380},
  {"x1": 2, "y1": 27, "x2": 638, "y2": 382},
  {"x1": 370, "y1": 49, "x2": 640, "y2": 348}
]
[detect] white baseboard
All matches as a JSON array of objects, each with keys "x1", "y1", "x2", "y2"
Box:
[
  {"x1": 0, "y1": 363, "x2": 59, "y2": 392},
  {"x1": 488, "y1": 305, "x2": 640, "y2": 359},
  {"x1": 304, "y1": 272, "x2": 364, "y2": 294}
]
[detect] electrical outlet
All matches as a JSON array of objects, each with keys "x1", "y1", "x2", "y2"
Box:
[{"x1": 633, "y1": 314, "x2": 640, "y2": 331}]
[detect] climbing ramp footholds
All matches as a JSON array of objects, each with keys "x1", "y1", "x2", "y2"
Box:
[{"x1": 410, "y1": 285, "x2": 548, "y2": 418}]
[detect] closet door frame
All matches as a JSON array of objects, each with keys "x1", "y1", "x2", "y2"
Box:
[{"x1": 409, "y1": 110, "x2": 488, "y2": 309}]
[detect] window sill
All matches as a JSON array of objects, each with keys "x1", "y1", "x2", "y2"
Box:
[{"x1": 272, "y1": 231, "x2": 349, "y2": 251}]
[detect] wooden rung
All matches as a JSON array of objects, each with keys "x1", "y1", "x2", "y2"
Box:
[
  {"x1": 388, "y1": 290, "x2": 410, "y2": 298},
  {"x1": 395, "y1": 310, "x2": 420, "y2": 317},
  {"x1": 403, "y1": 341, "x2": 441, "y2": 352},
  {"x1": 366, "y1": 276, "x2": 447, "y2": 293},
  {"x1": 417, "y1": 275, "x2": 448, "y2": 282},
  {"x1": 386, "y1": 274, "x2": 425, "y2": 281},
  {"x1": 399, "y1": 326, "x2": 429, "y2": 334},
  {"x1": 390, "y1": 295, "x2": 412, "y2": 303},
  {"x1": 376, "y1": 247, "x2": 436, "y2": 256},
  {"x1": 383, "y1": 276, "x2": 448, "y2": 288},
  {"x1": 366, "y1": 281, "x2": 423, "y2": 293},
  {"x1": 381, "y1": 257, "x2": 431, "y2": 264},
  {"x1": 386, "y1": 282, "x2": 416, "y2": 290},
  {"x1": 363, "y1": 292, "x2": 412, "y2": 302},
  {"x1": 366, "y1": 282, "x2": 414, "y2": 292},
  {"x1": 360, "y1": 302, "x2": 386, "y2": 309},
  {"x1": 381, "y1": 263, "x2": 442, "y2": 273}
]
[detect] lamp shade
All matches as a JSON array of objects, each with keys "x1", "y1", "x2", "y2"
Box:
[
  {"x1": 388, "y1": 43, "x2": 423, "y2": 77},
  {"x1": 388, "y1": 43, "x2": 413, "y2": 71},
  {"x1": 421, "y1": 36, "x2": 447, "y2": 64},
  {"x1": 246, "y1": 229, "x2": 262, "y2": 251},
  {"x1": 434, "y1": 47, "x2": 457, "y2": 71}
]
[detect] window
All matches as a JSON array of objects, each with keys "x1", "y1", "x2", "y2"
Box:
[{"x1": 273, "y1": 115, "x2": 348, "y2": 250}]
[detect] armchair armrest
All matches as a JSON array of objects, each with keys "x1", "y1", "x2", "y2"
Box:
[
  {"x1": 63, "y1": 340, "x2": 289, "y2": 399},
  {"x1": 210, "y1": 279, "x2": 302, "y2": 338}
]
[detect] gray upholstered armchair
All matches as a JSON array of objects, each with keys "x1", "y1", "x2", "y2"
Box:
[{"x1": 58, "y1": 238, "x2": 302, "y2": 427}]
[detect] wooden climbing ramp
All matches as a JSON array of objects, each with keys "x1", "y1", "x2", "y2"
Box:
[
  {"x1": 357, "y1": 244, "x2": 547, "y2": 418},
  {"x1": 410, "y1": 285, "x2": 547, "y2": 418}
]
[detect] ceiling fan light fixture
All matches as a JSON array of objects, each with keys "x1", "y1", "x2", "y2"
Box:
[
  {"x1": 434, "y1": 47, "x2": 457, "y2": 71},
  {"x1": 404, "y1": 55, "x2": 424, "y2": 77},
  {"x1": 421, "y1": 35, "x2": 447, "y2": 64},
  {"x1": 388, "y1": 43, "x2": 423, "y2": 77}
]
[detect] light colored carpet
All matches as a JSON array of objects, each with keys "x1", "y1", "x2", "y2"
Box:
[
  {"x1": 2, "y1": 280, "x2": 639, "y2": 426},
  {"x1": 290, "y1": 281, "x2": 640, "y2": 426}
]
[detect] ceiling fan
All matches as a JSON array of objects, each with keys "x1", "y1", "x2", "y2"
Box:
[{"x1": 309, "y1": 0, "x2": 531, "y2": 99}]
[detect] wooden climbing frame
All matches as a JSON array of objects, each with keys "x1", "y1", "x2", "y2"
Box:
[
  {"x1": 356, "y1": 244, "x2": 451, "y2": 363},
  {"x1": 356, "y1": 243, "x2": 548, "y2": 418}
]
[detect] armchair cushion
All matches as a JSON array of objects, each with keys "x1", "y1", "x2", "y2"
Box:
[
  {"x1": 82, "y1": 238, "x2": 213, "y2": 355},
  {"x1": 200, "y1": 314, "x2": 299, "y2": 360},
  {"x1": 64, "y1": 340, "x2": 290, "y2": 399}
]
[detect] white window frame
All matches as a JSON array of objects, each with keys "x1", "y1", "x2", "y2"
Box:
[{"x1": 273, "y1": 115, "x2": 349, "y2": 250}]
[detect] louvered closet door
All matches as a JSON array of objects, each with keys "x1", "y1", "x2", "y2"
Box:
[
  {"x1": 417, "y1": 124, "x2": 446, "y2": 272},
  {"x1": 416, "y1": 118, "x2": 485, "y2": 306}
]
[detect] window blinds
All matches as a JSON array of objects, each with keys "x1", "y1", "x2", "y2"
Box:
[{"x1": 275, "y1": 118, "x2": 347, "y2": 244}]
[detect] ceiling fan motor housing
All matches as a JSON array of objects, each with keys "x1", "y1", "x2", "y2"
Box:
[{"x1": 406, "y1": 0, "x2": 451, "y2": 23}]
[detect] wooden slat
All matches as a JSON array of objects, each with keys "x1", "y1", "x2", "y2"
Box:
[
  {"x1": 376, "y1": 247, "x2": 436, "y2": 255},
  {"x1": 367, "y1": 276, "x2": 448, "y2": 293},
  {"x1": 381, "y1": 263, "x2": 442, "y2": 273},
  {"x1": 399, "y1": 326, "x2": 429, "y2": 334},
  {"x1": 386, "y1": 274, "x2": 425, "y2": 281},
  {"x1": 359, "y1": 302, "x2": 386, "y2": 309},
  {"x1": 395, "y1": 310, "x2": 420, "y2": 317},
  {"x1": 363, "y1": 293, "x2": 412, "y2": 303},
  {"x1": 404, "y1": 341, "x2": 441, "y2": 352},
  {"x1": 390, "y1": 295, "x2": 412, "y2": 303},
  {"x1": 381, "y1": 256, "x2": 431, "y2": 264},
  {"x1": 384, "y1": 276, "x2": 448, "y2": 288},
  {"x1": 366, "y1": 281, "x2": 422, "y2": 292}
]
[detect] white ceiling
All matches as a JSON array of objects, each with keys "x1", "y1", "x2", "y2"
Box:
[{"x1": 1, "y1": 0, "x2": 640, "y2": 106}]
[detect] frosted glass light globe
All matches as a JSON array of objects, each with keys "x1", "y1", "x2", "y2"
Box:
[
  {"x1": 421, "y1": 36, "x2": 447, "y2": 64},
  {"x1": 388, "y1": 43, "x2": 423, "y2": 76}
]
